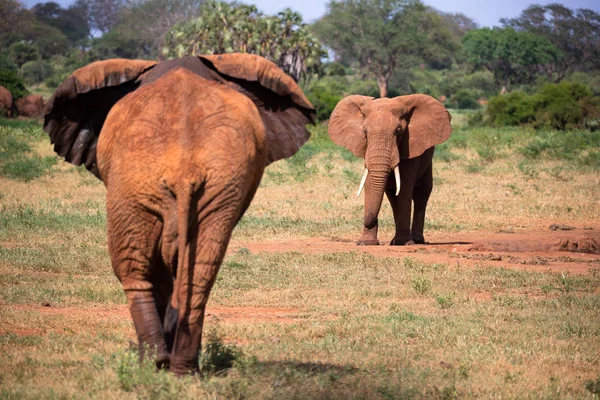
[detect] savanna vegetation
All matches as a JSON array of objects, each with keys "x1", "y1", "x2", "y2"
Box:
[
  {"x1": 1, "y1": 0, "x2": 600, "y2": 398},
  {"x1": 1, "y1": 112, "x2": 599, "y2": 398}
]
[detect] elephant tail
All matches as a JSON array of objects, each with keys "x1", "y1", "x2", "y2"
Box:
[{"x1": 172, "y1": 180, "x2": 195, "y2": 312}]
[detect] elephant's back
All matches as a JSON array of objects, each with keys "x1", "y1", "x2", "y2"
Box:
[{"x1": 97, "y1": 67, "x2": 266, "y2": 191}]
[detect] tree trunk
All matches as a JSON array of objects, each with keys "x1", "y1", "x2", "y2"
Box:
[{"x1": 377, "y1": 75, "x2": 388, "y2": 98}]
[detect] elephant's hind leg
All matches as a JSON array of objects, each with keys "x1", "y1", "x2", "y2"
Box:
[
  {"x1": 411, "y1": 162, "x2": 433, "y2": 244},
  {"x1": 169, "y1": 209, "x2": 237, "y2": 375},
  {"x1": 107, "y1": 199, "x2": 170, "y2": 368}
]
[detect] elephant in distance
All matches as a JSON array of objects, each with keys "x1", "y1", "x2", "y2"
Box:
[{"x1": 328, "y1": 94, "x2": 451, "y2": 246}]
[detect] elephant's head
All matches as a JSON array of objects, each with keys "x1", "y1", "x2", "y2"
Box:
[{"x1": 328, "y1": 94, "x2": 451, "y2": 229}]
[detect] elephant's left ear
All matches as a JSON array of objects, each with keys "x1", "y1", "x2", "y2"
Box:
[
  {"x1": 395, "y1": 94, "x2": 452, "y2": 159},
  {"x1": 43, "y1": 59, "x2": 158, "y2": 178},
  {"x1": 199, "y1": 54, "x2": 316, "y2": 164}
]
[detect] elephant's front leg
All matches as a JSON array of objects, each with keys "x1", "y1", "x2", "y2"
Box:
[
  {"x1": 390, "y1": 160, "x2": 418, "y2": 246},
  {"x1": 411, "y1": 163, "x2": 433, "y2": 244}
]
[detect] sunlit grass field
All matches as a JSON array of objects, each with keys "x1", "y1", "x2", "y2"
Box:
[{"x1": 1, "y1": 115, "x2": 599, "y2": 398}]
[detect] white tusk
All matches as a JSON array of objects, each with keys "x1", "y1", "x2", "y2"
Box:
[
  {"x1": 356, "y1": 168, "x2": 368, "y2": 198},
  {"x1": 394, "y1": 165, "x2": 401, "y2": 196}
]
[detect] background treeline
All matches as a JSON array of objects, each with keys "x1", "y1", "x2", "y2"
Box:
[{"x1": 1, "y1": 0, "x2": 599, "y2": 129}]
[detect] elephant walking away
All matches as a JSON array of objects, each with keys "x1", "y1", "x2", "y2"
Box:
[
  {"x1": 44, "y1": 54, "x2": 315, "y2": 375},
  {"x1": 328, "y1": 95, "x2": 451, "y2": 246}
]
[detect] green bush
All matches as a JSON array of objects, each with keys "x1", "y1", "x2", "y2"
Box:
[
  {"x1": 0, "y1": 69, "x2": 28, "y2": 99},
  {"x1": 21, "y1": 60, "x2": 55, "y2": 85},
  {"x1": 487, "y1": 91, "x2": 536, "y2": 126},
  {"x1": 0, "y1": 53, "x2": 18, "y2": 74},
  {"x1": 306, "y1": 85, "x2": 343, "y2": 122},
  {"x1": 8, "y1": 42, "x2": 39, "y2": 67},
  {"x1": 461, "y1": 70, "x2": 496, "y2": 96},
  {"x1": 326, "y1": 61, "x2": 348, "y2": 76},
  {"x1": 533, "y1": 82, "x2": 592, "y2": 130},
  {"x1": 450, "y1": 88, "x2": 480, "y2": 109},
  {"x1": 486, "y1": 82, "x2": 599, "y2": 130}
]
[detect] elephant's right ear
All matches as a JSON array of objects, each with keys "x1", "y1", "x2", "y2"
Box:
[
  {"x1": 328, "y1": 95, "x2": 374, "y2": 158},
  {"x1": 43, "y1": 59, "x2": 157, "y2": 178},
  {"x1": 199, "y1": 54, "x2": 316, "y2": 165}
]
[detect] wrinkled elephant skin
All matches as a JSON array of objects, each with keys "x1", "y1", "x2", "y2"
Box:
[{"x1": 44, "y1": 55, "x2": 315, "y2": 375}]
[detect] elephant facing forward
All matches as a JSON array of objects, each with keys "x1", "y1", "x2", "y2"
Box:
[
  {"x1": 44, "y1": 54, "x2": 315, "y2": 374},
  {"x1": 328, "y1": 95, "x2": 451, "y2": 246}
]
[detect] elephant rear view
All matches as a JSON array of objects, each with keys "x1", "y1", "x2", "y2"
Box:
[
  {"x1": 44, "y1": 54, "x2": 315, "y2": 375},
  {"x1": 328, "y1": 95, "x2": 451, "y2": 246}
]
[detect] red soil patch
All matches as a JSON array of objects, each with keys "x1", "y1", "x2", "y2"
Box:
[
  {"x1": 231, "y1": 224, "x2": 600, "y2": 275},
  {"x1": 1, "y1": 304, "x2": 301, "y2": 327}
]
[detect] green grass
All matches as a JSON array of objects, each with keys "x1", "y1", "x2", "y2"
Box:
[{"x1": 0, "y1": 120, "x2": 56, "y2": 181}]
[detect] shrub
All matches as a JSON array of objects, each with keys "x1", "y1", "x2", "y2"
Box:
[
  {"x1": 533, "y1": 82, "x2": 593, "y2": 130},
  {"x1": 486, "y1": 82, "x2": 600, "y2": 130},
  {"x1": 326, "y1": 61, "x2": 348, "y2": 76},
  {"x1": 0, "y1": 69, "x2": 28, "y2": 99},
  {"x1": 486, "y1": 91, "x2": 536, "y2": 126},
  {"x1": 461, "y1": 70, "x2": 496, "y2": 96},
  {"x1": 450, "y1": 88, "x2": 480, "y2": 109},
  {"x1": 21, "y1": 60, "x2": 55, "y2": 85},
  {"x1": 0, "y1": 53, "x2": 18, "y2": 73},
  {"x1": 8, "y1": 42, "x2": 39, "y2": 67},
  {"x1": 306, "y1": 85, "x2": 343, "y2": 122}
]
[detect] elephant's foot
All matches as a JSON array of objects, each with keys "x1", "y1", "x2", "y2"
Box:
[
  {"x1": 390, "y1": 234, "x2": 426, "y2": 246},
  {"x1": 390, "y1": 237, "x2": 412, "y2": 246},
  {"x1": 155, "y1": 350, "x2": 171, "y2": 369},
  {"x1": 357, "y1": 225, "x2": 379, "y2": 246},
  {"x1": 169, "y1": 356, "x2": 200, "y2": 377},
  {"x1": 137, "y1": 342, "x2": 170, "y2": 369},
  {"x1": 411, "y1": 236, "x2": 426, "y2": 245}
]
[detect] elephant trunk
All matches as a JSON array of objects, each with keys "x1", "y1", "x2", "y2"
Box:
[
  {"x1": 363, "y1": 165, "x2": 389, "y2": 230},
  {"x1": 362, "y1": 136, "x2": 400, "y2": 230}
]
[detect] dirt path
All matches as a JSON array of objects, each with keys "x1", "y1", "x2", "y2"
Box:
[{"x1": 231, "y1": 224, "x2": 600, "y2": 275}]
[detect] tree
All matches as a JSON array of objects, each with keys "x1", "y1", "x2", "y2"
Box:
[
  {"x1": 79, "y1": 0, "x2": 124, "y2": 36},
  {"x1": 32, "y1": 1, "x2": 90, "y2": 43},
  {"x1": 0, "y1": 0, "x2": 33, "y2": 52},
  {"x1": 27, "y1": 21, "x2": 71, "y2": 58},
  {"x1": 502, "y1": 4, "x2": 600, "y2": 78},
  {"x1": 440, "y1": 12, "x2": 478, "y2": 38},
  {"x1": 112, "y1": 0, "x2": 205, "y2": 58},
  {"x1": 0, "y1": 0, "x2": 32, "y2": 36},
  {"x1": 462, "y1": 27, "x2": 561, "y2": 94},
  {"x1": 163, "y1": 1, "x2": 325, "y2": 82},
  {"x1": 8, "y1": 42, "x2": 39, "y2": 67},
  {"x1": 312, "y1": 0, "x2": 459, "y2": 98}
]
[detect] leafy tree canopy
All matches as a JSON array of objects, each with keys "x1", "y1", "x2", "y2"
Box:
[
  {"x1": 32, "y1": 1, "x2": 90, "y2": 42},
  {"x1": 502, "y1": 3, "x2": 600, "y2": 77},
  {"x1": 462, "y1": 27, "x2": 561, "y2": 93},
  {"x1": 164, "y1": 0, "x2": 325, "y2": 82},
  {"x1": 312, "y1": 0, "x2": 459, "y2": 98}
]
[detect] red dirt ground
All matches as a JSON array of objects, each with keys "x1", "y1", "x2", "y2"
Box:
[
  {"x1": 2, "y1": 224, "x2": 598, "y2": 336},
  {"x1": 231, "y1": 224, "x2": 600, "y2": 275}
]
